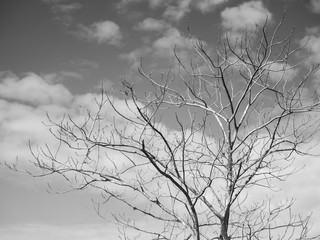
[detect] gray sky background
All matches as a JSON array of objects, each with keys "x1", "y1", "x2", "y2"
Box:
[{"x1": 1, "y1": 0, "x2": 320, "y2": 239}]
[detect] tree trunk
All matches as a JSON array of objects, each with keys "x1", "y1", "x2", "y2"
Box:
[{"x1": 220, "y1": 208, "x2": 230, "y2": 240}]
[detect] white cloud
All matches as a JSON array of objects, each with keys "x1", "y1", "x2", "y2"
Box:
[
  {"x1": 0, "y1": 72, "x2": 73, "y2": 106},
  {"x1": 163, "y1": 0, "x2": 192, "y2": 22},
  {"x1": 0, "y1": 71, "x2": 138, "y2": 168},
  {"x1": 42, "y1": 0, "x2": 82, "y2": 26},
  {"x1": 263, "y1": 62, "x2": 297, "y2": 82},
  {"x1": 0, "y1": 223, "x2": 117, "y2": 240},
  {"x1": 116, "y1": 0, "x2": 144, "y2": 11},
  {"x1": 221, "y1": 1, "x2": 271, "y2": 32},
  {"x1": 119, "y1": 47, "x2": 152, "y2": 69},
  {"x1": 277, "y1": 154, "x2": 320, "y2": 236},
  {"x1": 301, "y1": 27, "x2": 320, "y2": 63},
  {"x1": 120, "y1": 26, "x2": 196, "y2": 76},
  {"x1": 95, "y1": 78, "x2": 115, "y2": 91},
  {"x1": 120, "y1": 26, "x2": 194, "y2": 71},
  {"x1": 195, "y1": 0, "x2": 228, "y2": 13},
  {"x1": 51, "y1": 2, "x2": 82, "y2": 14},
  {"x1": 1, "y1": 71, "x2": 320, "y2": 238},
  {"x1": 41, "y1": 71, "x2": 83, "y2": 83},
  {"x1": 0, "y1": 101, "x2": 54, "y2": 164},
  {"x1": 78, "y1": 20, "x2": 122, "y2": 45},
  {"x1": 0, "y1": 72, "x2": 74, "y2": 167},
  {"x1": 117, "y1": 0, "x2": 227, "y2": 17},
  {"x1": 116, "y1": 0, "x2": 168, "y2": 11},
  {"x1": 152, "y1": 27, "x2": 193, "y2": 58},
  {"x1": 309, "y1": 0, "x2": 320, "y2": 13},
  {"x1": 299, "y1": 27, "x2": 320, "y2": 88},
  {"x1": 135, "y1": 18, "x2": 169, "y2": 32},
  {"x1": 42, "y1": 0, "x2": 69, "y2": 3}
]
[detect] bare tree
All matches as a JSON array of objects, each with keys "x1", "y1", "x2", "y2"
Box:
[{"x1": 20, "y1": 18, "x2": 320, "y2": 239}]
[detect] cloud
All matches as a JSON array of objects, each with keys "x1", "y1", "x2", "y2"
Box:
[
  {"x1": 152, "y1": 27, "x2": 193, "y2": 58},
  {"x1": 117, "y1": 0, "x2": 228, "y2": 18},
  {"x1": 116, "y1": 0, "x2": 144, "y2": 11},
  {"x1": 263, "y1": 62, "x2": 297, "y2": 82},
  {"x1": 42, "y1": 0, "x2": 69, "y2": 3},
  {"x1": 120, "y1": 26, "x2": 195, "y2": 73},
  {"x1": 0, "y1": 72, "x2": 73, "y2": 106},
  {"x1": 0, "y1": 72, "x2": 74, "y2": 167},
  {"x1": 116, "y1": 0, "x2": 168, "y2": 11},
  {"x1": 1, "y1": 70, "x2": 320, "y2": 238},
  {"x1": 42, "y1": 0, "x2": 82, "y2": 26},
  {"x1": 134, "y1": 18, "x2": 169, "y2": 32},
  {"x1": 0, "y1": 71, "x2": 139, "y2": 169},
  {"x1": 277, "y1": 154, "x2": 320, "y2": 236},
  {"x1": 50, "y1": 2, "x2": 82, "y2": 14},
  {"x1": 119, "y1": 47, "x2": 152, "y2": 70},
  {"x1": 149, "y1": 0, "x2": 166, "y2": 8},
  {"x1": 301, "y1": 27, "x2": 320, "y2": 63},
  {"x1": 299, "y1": 27, "x2": 320, "y2": 88},
  {"x1": 0, "y1": 100, "x2": 56, "y2": 165},
  {"x1": 66, "y1": 58, "x2": 100, "y2": 69},
  {"x1": 120, "y1": 26, "x2": 193, "y2": 71},
  {"x1": 0, "y1": 72, "x2": 165, "y2": 236},
  {"x1": 162, "y1": 0, "x2": 192, "y2": 22},
  {"x1": 195, "y1": 0, "x2": 228, "y2": 13},
  {"x1": 309, "y1": 0, "x2": 320, "y2": 13},
  {"x1": 78, "y1": 21, "x2": 122, "y2": 45},
  {"x1": 41, "y1": 71, "x2": 83, "y2": 83},
  {"x1": 221, "y1": 1, "x2": 271, "y2": 33},
  {"x1": 96, "y1": 78, "x2": 115, "y2": 91},
  {"x1": 0, "y1": 223, "x2": 117, "y2": 240}
]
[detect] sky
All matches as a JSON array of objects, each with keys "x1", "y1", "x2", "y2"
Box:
[{"x1": 1, "y1": 0, "x2": 320, "y2": 239}]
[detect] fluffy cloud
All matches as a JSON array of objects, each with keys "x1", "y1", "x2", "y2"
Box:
[
  {"x1": 0, "y1": 70, "x2": 158, "y2": 237},
  {"x1": 0, "y1": 100, "x2": 54, "y2": 164},
  {"x1": 97, "y1": 78, "x2": 115, "y2": 90},
  {"x1": 195, "y1": 0, "x2": 228, "y2": 13},
  {"x1": 134, "y1": 18, "x2": 169, "y2": 32},
  {"x1": 41, "y1": 71, "x2": 83, "y2": 83},
  {"x1": 116, "y1": 0, "x2": 144, "y2": 11},
  {"x1": 263, "y1": 62, "x2": 297, "y2": 82},
  {"x1": 0, "y1": 71, "x2": 139, "y2": 168},
  {"x1": 0, "y1": 223, "x2": 117, "y2": 240},
  {"x1": 119, "y1": 47, "x2": 152, "y2": 70},
  {"x1": 0, "y1": 72, "x2": 73, "y2": 106},
  {"x1": 309, "y1": 0, "x2": 320, "y2": 13},
  {"x1": 221, "y1": 1, "x2": 271, "y2": 33},
  {"x1": 42, "y1": 0, "x2": 82, "y2": 26},
  {"x1": 301, "y1": 27, "x2": 320, "y2": 63},
  {"x1": 120, "y1": 27, "x2": 193, "y2": 70},
  {"x1": 148, "y1": 0, "x2": 165, "y2": 8},
  {"x1": 298, "y1": 27, "x2": 320, "y2": 80},
  {"x1": 1, "y1": 70, "x2": 320, "y2": 237},
  {"x1": 117, "y1": 0, "x2": 228, "y2": 20},
  {"x1": 50, "y1": 2, "x2": 82, "y2": 14},
  {"x1": 152, "y1": 27, "x2": 193, "y2": 55},
  {"x1": 0, "y1": 72, "x2": 73, "y2": 167},
  {"x1": 42, "y1": 0, "x2": 70, "y2": 3},
  {"x1": 78, "y1": 20, "x2": 122, "y2": 45},
  {"x1": 299, "y1": 27, "x2": 320, "y2": 90},
  {"x1": 163, "y1": 0, "x2": 192, "y2": 22}
]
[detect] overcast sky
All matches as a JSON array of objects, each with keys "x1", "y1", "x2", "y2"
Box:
[{"x1": 1, "y1": 0, "x2": 320, "y2": 239}]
